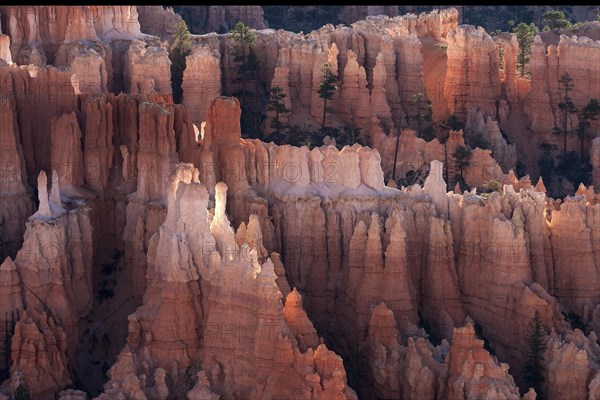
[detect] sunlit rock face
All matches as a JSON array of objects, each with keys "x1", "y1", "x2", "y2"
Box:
[{"x1": 1, "y1": 5, "x2": 600, "y2": 400}]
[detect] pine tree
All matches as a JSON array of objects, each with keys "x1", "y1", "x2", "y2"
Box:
[
  {"x1": 512, "y1": 22, "x2": 538, "y2": 76},
  {"x1": 452, "y1": 145, "x2": 472, "y2": 179},
  {"x1": 317, "y1": 62, "x2": 338, "y2": 129},
  {"x1": 410, "y1": 92, "x2": 433, "y2": 139},
  {"x1": 543, "y1": 10, "x2": 571, "y2": 31},
  {"x1": 524, "y1": 310, "x2": 547, "y2": 399},
  {"x1": 1, "y1": 311, "x2": 16, "y2": 381},
  {"x1": 576, "y1": 99, "x2": 600, "y2": 162},
  {"x1": 14, "y1": 384, "x2": 30, "y2": 400},
  {"x1": 231, "y1": 21, "x2": 257, "y2": 101},
  {"x1": 230, "y1": 21, "x2": 260, "y2": 136},
  {"x1": 170, "y1": 20, "x2": 192, "y2": 103},
  {"x1": 555, "y1": 73, "x2": 577, "y2": 156},
  {"x1": 268, "y1": 86, "x2": 290, "y2": 132}
]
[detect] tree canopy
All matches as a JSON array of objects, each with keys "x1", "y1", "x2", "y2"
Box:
[
  {"x1": 523, "y1": 310, "x2": 547, "y2": 399},
  {"x1": 317, "y1": 62, "x2": 338, "y2": 129},
  {"x1": 512, "y1": 22, "x2": 539, "y2": 76},
  {"x1": 543, "y1": 10, "x2": 571, "y2": 30},
  {"x1": 170, "y1": 20, "x2": 192, "y2": 103}
]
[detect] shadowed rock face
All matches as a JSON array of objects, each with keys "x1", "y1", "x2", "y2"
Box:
[{"x1": 1, "y1": 5, "x2": 600, "y2": 400}]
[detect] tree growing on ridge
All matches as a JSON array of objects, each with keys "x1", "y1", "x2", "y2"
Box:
[
  {"x1": 170, "y1": 20, "x2": 192, "y2": 103},
  {"x1": 554, "y1": 72, "x2": 577, "y2": 156},
  {"x1": 576, "y1": 99, "x2": 600, "y2": 162},
  {"x1": 231, "y1": 21, "x2": 258, "y2": 102},
  {"x1": 230, "y1": 21, "x2": 261, "y2": 137},
  {"x1": 512, "y1": 22, "x2": 538, "y2": 76},
  {"x1": 268, "y1": 86, "x2": 290, "y2": 132},
  {"x1": 543, "y1": 10, "x2": 571, "y2": 31},
  {"x1": 1, "y1": 312, "x2": 16, "y2": 381},
  {"x1": 317, "y1": 62, "x2": 338, "y2": 129},
  {"x1": 452, "y1": 145, "x2": 472, "y2": 179},
  {"x1": 523, "y1": 310, "x2": 547, "y2": 399},
  {"x1": 410, "y1": 92, "x2": 434, "y2": 140}
]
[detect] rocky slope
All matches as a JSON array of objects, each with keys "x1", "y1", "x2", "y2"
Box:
[{"x1": 1, "y1": 5, "x2": 600, "y2": 400}]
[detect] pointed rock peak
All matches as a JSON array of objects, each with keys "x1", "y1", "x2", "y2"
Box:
[
  {"x1": 512, "y1": 206, "x2": 525, "y2": 223},
  {"x1": 353, "y1": 219, "x2": 367, "y2": 237},
  {"x1": 214, "y1": 181, "x2": 228, "y2": 223},
  {"x1": 258, "y1": 257, "x2": 277, "y2": 280},
  {"x1": 346, "y1": 49, "x2": 358, "y2": 62},
  {"x1": 50, "y1": 170, "x2": 61, "y2": 205},
  {"x1": 388, "y1": 218, "x2": 407, "y2": 243},
  {"x1": 372, "y1": 302, "x2": 393, "y2": 317},
  {"x1": 576, "y1": 182, "x2": 587, "y2": 196},
  {"x1": 424, "y1": 160, "x2": 446, "y2": 190},
  {"x1": 235, "y1": 221, "x2": 247, "y2": 238},
  {"x1": 506, "y1": 169, "x2": 518, "y2": 184},
  {"x1": 535, "y1": 177, "x2": 547, "y2": 193},
  {"x1": 454, "y1": 182, "x2": 461, "y2": 194},
  {"x1": 464, "y1": 315, "x2": 475, "y2": 327},
  {"x1": 37, "y1": 170, "x2": 51, "y2": 217},
  {"x1": 286, "y1": 287, "x2": 302, "y2": 306},
  {"x1": 503, "y1": 184, "x2": 516, "y2": 195},
  {"x1": 368, "y1": 213, "x2": 382, "y2": 236},
  {"x1": 0, "y1": 256, "x2": 17, "y2": 271},
  {"x1": 327, "y1": 42, "x2": 339, "y2": 71},
  {"x1": 247, "y1": 214, "x2": 262, "y2": 232}
]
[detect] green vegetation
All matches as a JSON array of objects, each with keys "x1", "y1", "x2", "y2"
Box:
[
  {"x1": 230, "y1": 21, "x2": 261, "y2": 137},
  {"x1": 542, "y1": 10, "x2": 571, "y2": 31},
  {"x1": 538, "y1": 142, "x2": 557, "y2": 194},
  {"x1": 317, "y1": 63, "x2": 338, "y2": 129},
  {"x1": 97, "y1": 249, "x2": 122, "y2": 304},
  {"x1": 555, "y1": 151, "x2": 592, "y2": 191},
  {"x1": 410, "y1": 92, "x2": 434, "y2": 141},
  {"x1": 170, "y1": 20, "x2": 192, "y2": 103},
  {"x1": 438, "y1": 114, "x2": 465, "y2": 188},
  {"x1": 434, "y1": 42, "x2": 448, "y2": 51},
  {"x1": 554, "y1": 73, "x2": 577, "y2": 156},
  {"x1": 483, "y1": 179, "x2": 502, "y2": 193},
  {"x1": 14, "y1": 384, "x2": 30, "y2": 400},
  {"x1": 512, "y1": 22, "x2": 538, "y2": 76},
  {"x1": 267, "y1": 86, "x2": 290, "y2": 132},
  {"x1": 1, "y1": 312, "x2": 16, "y2": 381},
  {"x1": 452, "y1": 145, "x2": 472, "y2": 179},
  {"x1": 265, "y1": 123, "x2": 363, "y2": 151},
  {"x1": 523, "y1": 310, "x2": 547, "y2": 399},
  {"x1": 577, "y1": 99, "x2": 600, "y2": 161},
  {"x1": 468, "y1": 132, "x2": 491, "y2": 150},
  {"x1": 439, "y1": 115, "x2": 465, "y2": 136}
]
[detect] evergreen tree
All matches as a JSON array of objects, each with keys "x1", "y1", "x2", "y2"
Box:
[
  {"x1": 576, "y1": 99, "x2": 600, "y2": 162},
  {"x1": 543, "y1": 10, "x2": 571, "y2": 31},
  {"x1": 523, "y1": 310, "x2": 547, "y2": 399},
  {"x1": 317, "y1": 62, "x2": 338, "y2": 129},
  {"x1": 1, "y1": 312, "x2": 16, "y2": 381},
  {"x1": 555, "y1": 73, "x2": 578, "y2": 156},
  {"x1": 512, "y1": 22, "x2": 538, "y2": 76},
  {"x1": 231, "y1": 21, "x2": 257, "y2": 101},
  {"x1": 14, "y1": 384, "x2": 30, "y2": 400},
  {"x1": 452, "y1": 145, "x2": 472, "y2": 179},
  {"x1": 170, "y1": 20, "x2": 192, "y2": 103},
  {"x1": 438, "y1": 115, "x2": 464, "y2": 189},
  {"x1": 410, "y1": 92, "x2": 433, "y2": 140},
  {"x1": 268, "y1": 86, "x2": 290, "y2": 132},
  {"x1": 230, "y1": 21, "x2": 260, "y2": 136}
]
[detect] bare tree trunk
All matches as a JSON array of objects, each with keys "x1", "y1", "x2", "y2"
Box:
[{"x1": 322, "y1": 98, "x2": 327, "y2": 129}]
